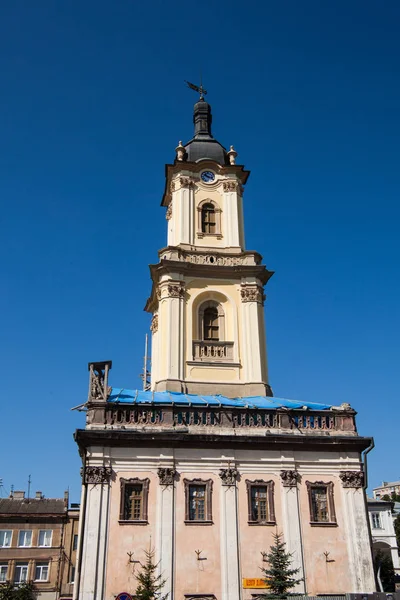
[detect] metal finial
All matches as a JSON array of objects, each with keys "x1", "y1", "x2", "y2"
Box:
[{"x1": 185, "y1": 80, "x2": 207, "y2": 100}]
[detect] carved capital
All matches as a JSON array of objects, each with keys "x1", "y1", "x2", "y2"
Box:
[
  {"x1": 280, "y1": 470, "x2": 301, "y2": 487},
  {"x1": 219, "y1": 468, "x2": 239, "y2": 486},
  {"x1": 166, "y1": 204, "x2": 172, "y2": 220},
  {"x1": 223, "y1": 180, "x2": 237, "y2": 192},
  {"x1": 157, "y1": 467, "x2": 176, "y2": 486},
  {"x1": 170, "y1": 180, "x2": 175, "y2": 192},
  {"x1": 167, "y1": 283, "x2": 185, "y2": 298},
  {"x1": 179, "y1": 176, "x2": 193, "y2": 188},
  {"x1": 339, "y1": 471, "x2": 364, "y2": 488},
  {"x1": 240, "y1": 284, "x2": 264, "y2": 304},
  {"x1": 85, "y1": 466, "x2": 112, "y2": 485},
  {"x1": 150, "y1": 314, "x2": 158, "y2": 333},
  {"x1": 156, "y1": 287, "x2": 162, "y2": 301}
]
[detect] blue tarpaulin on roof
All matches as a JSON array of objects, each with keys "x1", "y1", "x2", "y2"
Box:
[{"x1": 108, "y1": 388, "x2": 332, "y2": 411}]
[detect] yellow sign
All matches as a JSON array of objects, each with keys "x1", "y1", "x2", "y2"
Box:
[{"x1": 242, "y1": 578, "x2": 269, "y2": 589}]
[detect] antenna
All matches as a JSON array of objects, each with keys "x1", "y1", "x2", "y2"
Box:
[
  {"x1": 27, "y1": 475, "x2": 31, "y2": 500},
  {"x1": 139, "y1": 334, "x2": 151, "y2": 391}
]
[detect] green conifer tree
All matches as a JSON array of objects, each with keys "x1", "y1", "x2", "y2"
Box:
[
  {"x1": 0, "y1": 582, "x2": 36, "y2": 600},
  {"x1": 134, "y1": 546, "x2": 168, "y2": 600},
  {"x1": 256, "y1": 532, "x2": 302, "y2": 599}
]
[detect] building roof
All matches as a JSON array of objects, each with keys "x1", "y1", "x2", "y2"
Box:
[
  {"x1": 183, "y1": 98, "x2": 229, "y2": 165},
  {"x1": 108, "y1": 388, "x2": 333, "y2": 411},
  {"x1": 374, "y1": 480, "x2": 400, "y2": 489},
  {"x1": 0, "y1": 498, "x2": 67, "y2": 515}
]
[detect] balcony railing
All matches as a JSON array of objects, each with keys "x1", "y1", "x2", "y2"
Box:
[{"x1": 192, "y1": 340, "x2": 234, "y2": 362}]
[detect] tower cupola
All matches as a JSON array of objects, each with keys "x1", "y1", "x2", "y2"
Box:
[{"x1": 184, "y1": 98, "x2": 228, "y2": 165}]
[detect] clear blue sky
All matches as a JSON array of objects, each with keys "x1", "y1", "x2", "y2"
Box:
[{"x1": 1, "y1": 1, "x2": 399, "y2": 503}]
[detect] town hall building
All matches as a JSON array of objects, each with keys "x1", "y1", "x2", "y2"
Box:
[{"x1": 74, "y1": 91, "x2": 376, "y2": 600}]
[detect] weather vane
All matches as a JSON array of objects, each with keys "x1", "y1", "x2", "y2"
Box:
[{"x1": 185, "y1": 79, "x2": 207, "y2": 100}]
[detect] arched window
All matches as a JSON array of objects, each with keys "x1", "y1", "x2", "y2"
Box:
[
  {"x1": 201, "y1": 203, "x2": 216, "y2": 234},
  {"x1": 203, "y1": 306, "x2": 219, "y2": 341}
]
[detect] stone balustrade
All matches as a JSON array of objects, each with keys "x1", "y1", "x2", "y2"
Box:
[{"x1": 192, "y1": 340, "x2": 234, "y2": 361}]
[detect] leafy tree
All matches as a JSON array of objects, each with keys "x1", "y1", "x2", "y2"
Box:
[
  {"x1": 134, "y1": 546, "x2": 168, "y2": 600},
  {"x1": 374, "y1": 549, "x2": 395, "y2": 592},
  {"x1": 256, "y1": 532, "x2": 302, "y2": 599},
  {"x1": 0, "y1": 582, "x2": 36, "y2": 600},
  {"x1": 381, "y1": 493, "x2": 400, "y2": 503}
]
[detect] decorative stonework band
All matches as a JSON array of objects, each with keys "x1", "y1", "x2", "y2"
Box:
[
  {"x1": 157, "y1": 467, "x2": 176, "y2": 486},
  {"x1": 339, "y1": 470, "x2": 364, "y2": 488},
  {"x1": 85, "y1": 466, "x2": 112, "y2": 485},
  {"x1": 280, "y1": 469, "x2": 301, "y2": 487},
  {"x1": 219, "y1": 468, "x2": 239, "y2": 486},
  {"x1": 240, "y1": 284, "x2": 264, "y2": 304}
]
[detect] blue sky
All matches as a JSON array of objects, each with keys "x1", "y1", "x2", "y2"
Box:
[{"x1": 1, "y1": 1, "x2": 399, "y2": 502}]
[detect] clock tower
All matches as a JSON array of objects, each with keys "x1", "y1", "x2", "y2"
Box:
[{"x1": 145, "y1": 95, "x2": 274, "y2": 398}]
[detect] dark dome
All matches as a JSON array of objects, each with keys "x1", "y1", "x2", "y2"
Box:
[{"x1": 183, "y1": 98, "x2": 229, "y2": 165}]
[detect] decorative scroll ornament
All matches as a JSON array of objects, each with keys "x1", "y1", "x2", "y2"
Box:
[
  {"x1": 339, "y1": 471, "x2": 364, "y2": 488},
  {"x1": 157, "y1": 467, "x2": 176, "y2": 486},
  {"x1": 167, "y1": 283, "x2": 185, "y2": 298},
  {"x1": 180, "y1": 176, "x2": 193, "y2": 188},
  {"x1": 219, "y1": 468, "x2": 239, "y2": 486},
  {"x1": 150, "y1": 314, "x2": 158, "y2": 333},
  {"x1": 280, "y1": 470, "x2": 301, "y2": 487},
  {"x1": 166, "y1": 204, "x2": 172, "y2": 220},
  {"x1": 85, "y1": 466, "x2": 112, "y2": 485},
  {"x1": 223, "y1": 180, "x2": 237, "y2": 192},
  {"x1": 240, "y1": 285, "x2": 264, "y2": 304}
]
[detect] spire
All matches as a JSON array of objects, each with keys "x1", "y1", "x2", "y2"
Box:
[{"x1": 193, "y1": 98, "x2": 213, "y2": 138}]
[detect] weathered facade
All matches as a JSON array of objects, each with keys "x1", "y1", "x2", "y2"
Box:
[
  {"x1": 74, "y1": 93, "x2": 376, "y2": 600},
  {"x1": 0, "y1": 491, "x2": 79, "y2": 600}
]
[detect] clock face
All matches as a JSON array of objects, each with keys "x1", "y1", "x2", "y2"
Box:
[{"x1": 201, "y1": 170, "x2": 215, "y2": 183}]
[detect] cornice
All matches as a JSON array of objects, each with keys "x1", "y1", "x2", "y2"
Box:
[
  {"x1": 75, "y1": 428, "x2": 373, "y2": 454},
  {"x1": 161, "y1": 161, "x2": 250, "y2": 207}
]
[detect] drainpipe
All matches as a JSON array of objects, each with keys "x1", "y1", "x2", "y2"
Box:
[{"x1": 362, "y1": 438, "x2": 377, "y2": 592}]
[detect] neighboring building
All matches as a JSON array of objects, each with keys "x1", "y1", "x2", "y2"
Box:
[
  {"x1": 74, "y1": 92, "x2": 376, "y2": 600},
  {"x1": 368, "y1": 498, "x2": 400, "y2": 577},
  {"x1": 0, "y1": 490, "x2": 79, "y2": 600},
  {"x1": 374, "y1": 481, "x2": 400, "y2": 500},
  {"x1": 60, "y1": 503, "x2": 80, "y2": 600}
]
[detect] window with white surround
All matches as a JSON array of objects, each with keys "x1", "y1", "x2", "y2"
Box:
[
  {"x1": 371, "y1": 512, "x2": 382, "y2": 529},
  {"x1": 35, "y1": 562, "x2": 49, "y2": 582},
  {"x1": 0, "y1": 563, "x2": 8, "y2": 582},
  {"x1": 18, "y1": 530, "x2": 32, "y2": 547},
  {"x1": 14, "y1": 563, "x2": 29, "y2": 583},
  {"x1": 38, "y1": 530, "x2": 52, "y2": 547},
  {"x1": 69, "y1": 566, "x2": 75, "y2": 584},
  {"x1": 0, "y1": 530, "x2": 12, "y2": 548},
  {"x1": 73, "y1": 534, "x2": 78, "y2": 551}
]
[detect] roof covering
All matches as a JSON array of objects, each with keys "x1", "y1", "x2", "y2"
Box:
[
  {"x1": 184, "y1": 98, "x2": 228, "y2": 165},
  {"x1": 108, "y1": 388, "x2": 332, "y2": 411},
  {"x1": 0, "y1": 498, "x2": 66, "y2": 515}
]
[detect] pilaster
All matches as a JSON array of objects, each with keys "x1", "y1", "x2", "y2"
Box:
[
  {"x1": 240, "y1": 283, "x2": 267, "y2": 384},
  {"x1": 280, "y1": 470, "x2": 306, "y2": 594},
  {"x1": 219, "y1": 469, "x2": 241, "y2": 600},
  {"x1": 156, "y1": 468, "x2": 176, "y2": 599}
]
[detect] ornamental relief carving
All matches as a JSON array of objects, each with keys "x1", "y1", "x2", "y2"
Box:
[
  {"x1": 223, "y1": 180, "x2": 237, "y2": 192},
  {"x1": 240, "y1": 285, "x2": 264, "y2": 304},
  {"x1": 179, "y1": 176, "x2": 193, "y2": 188},
  {"x1": 185, "y1": 253, "x2": 245, "y2": 266},
  {"x1": 157, "y1": 467, "x2": 176, "y2": 486},
  {"x1": 219, "y1": 468, "x2": 239, "y2": 486},
  {"x1": 280, "y1": 470, "x2": 301, "y2": 487},
  {"x1": 339, "y1": 471, "x2": 364, "y2": 488},
  {"x1": 165, "y1": 204, "x2": 172, "y2": 220},
  {"x1": 85, "y1": 466, "x2": 112, "y2": 485},
  {"x1": 167, "y1": 283, "x2": 185, "y2": 298},
  {"x1": 150, "y1": 314, "x2": 158, "y2": 333}
]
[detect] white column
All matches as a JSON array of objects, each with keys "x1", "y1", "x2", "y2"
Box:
[
  {"x1": 281, "y1": 485, "x2": 306, "y2": 594},
  {"x1": 341, "y1": 487, "x2": 376, "y2": 592},
  {"x1": 223, "y1": 191, "x2": 240, "y2": 248},
  {"x1": 164, "y1": 286, "x2": 185, "y2": 383},
  {"x1": 241, "y1": 298, "x2": 264, "y2": 383},
  {"x1": 157, "y1": 482, "x2": 175, "y2": 598},
  {"x1": 220, "y1": 484, "x2": 240, "y2": 600},
  {"x1": 79, "y1": 482, "x2": 110, "y2": 600}
]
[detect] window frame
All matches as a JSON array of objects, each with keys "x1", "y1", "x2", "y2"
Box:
[
  {"x1": 34, "y1": 562, "x2": 49, "y2": 582},
  {"x1": 18, "y1": 530, "x2": 32, "y2": 548},
  {"x1": 14, "y1": 563, "x2": 29, "y2": 584},
  {"x1": 197, "y1": 200, "x2": 222, "y2": 239},
  {"x1": 119, "y1": 477, "x2": 150, "y2": 524},
  {"x1": 38, "y1": 529, "x2": 52, "y2": 547},
  {"x1": 0, "y1": 563, "x2": 8, "y2": 582},
  {"x1": 371, "y1": 512, "x2": 382, "y2": 529},
  {"x1": 245, "y1": 479, "x2": 276, "y2": 525},
  {"x1": 183, "y1": 478, "x2": 213, "y2": 525},
  {"x1": 72, "y1": 534, "x2": 78, "y2": 551},
  {"x1": 306, "y1": 481, "x2": 337, "y2": 526},
  {"x1": 69, "y1": 566, "x2": 75, "y2": 584},
  {"x1": 198, "y1": 301, "x2": 225, "y2": 342},
  {"x1": 0, "y1": 530, "x2": 12, "y2": 548}
]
